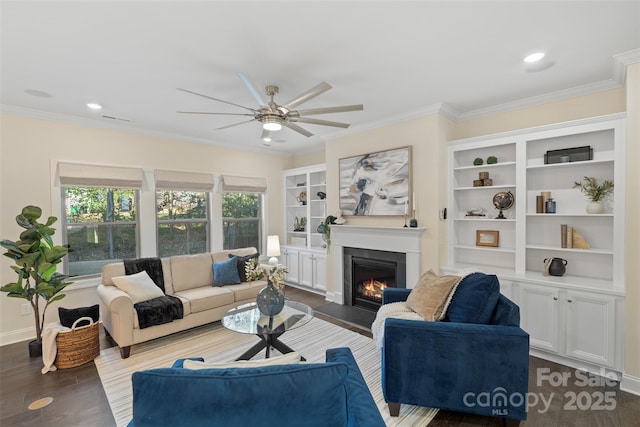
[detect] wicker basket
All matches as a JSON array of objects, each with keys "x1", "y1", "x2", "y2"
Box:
[{"x1": 55, "y1": 316, "x2": 100, "y2": 369}]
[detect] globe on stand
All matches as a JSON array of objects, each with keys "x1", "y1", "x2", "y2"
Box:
[{"x1": 493, "y1": 191, "x2": 514, "y2": 219}]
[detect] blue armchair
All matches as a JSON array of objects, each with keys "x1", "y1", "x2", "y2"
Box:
[
  {"x1": 381, "y1": 273, "x2": 529, "y2": 425},
  {"x1": 127, "y1": 347, "x2": 385, "y2": 427}
]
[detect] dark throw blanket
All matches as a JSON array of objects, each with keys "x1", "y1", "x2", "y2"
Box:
[
  {"x1": 124, "y1": 257, "x2": 165, "y2": 292},
  {"x1": 124, "y1": 257, "x2": 183, "y2": 329},
  {"x1": 134, "y1": 296, "x2": 184, "y2": 329}
]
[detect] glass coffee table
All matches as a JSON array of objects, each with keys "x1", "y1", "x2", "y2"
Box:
[{"x1": 222, "y1": 301, "x2": 313, "y2": 361}]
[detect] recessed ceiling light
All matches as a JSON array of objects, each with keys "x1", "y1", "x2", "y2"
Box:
[
  {"x1": 524, "y1": 52, "x2": 545, "y2": 63},
  {"x1": 87, "y1": 103, "x2": 103, "y2": 110}
]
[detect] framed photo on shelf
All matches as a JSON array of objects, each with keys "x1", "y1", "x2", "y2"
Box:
[
  {"x1": 338, "y1": 146, "x2": 411, "y2": 216},
  {"x1": 476, "y1": 230, "x2": 499, "y2": 247}
]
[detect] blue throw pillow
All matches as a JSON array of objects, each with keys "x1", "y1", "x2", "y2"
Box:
[
  {"x1": 213, "y1": 257, "x2": 241, "y2": 286},
  {"x1": 444, "y1": 273, "x2": 500, "y2": 324}
]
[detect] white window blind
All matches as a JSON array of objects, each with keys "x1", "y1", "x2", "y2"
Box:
[
  {"x1": 57, "y1": 162, "x2": 143, "y2": 189},
  {"x1": 155, "y1": 169, "x2": 215, "y2": 191},
  {"x1": 220, "y1": 175, "x2": 267, "y2": 193}
]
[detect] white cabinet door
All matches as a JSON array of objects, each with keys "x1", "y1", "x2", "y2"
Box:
[
  {"x1": 313, "y1": 253, "x2": 327, "y2": 291},
  {"x1": 519, "y1": 283, "x2": 560, "y2": 354},
  {"x1": 299, "y1": 251, "x2": 314, "y2": 287},
  {"x1": 565, "y1": 290, "x2": 616, "y2": 367},
  {"x1": 282, "y1": 247, "x2": 300, "y2": 284}
]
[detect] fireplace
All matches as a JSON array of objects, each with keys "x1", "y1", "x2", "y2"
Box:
[{"x1": 343, "y1": 247, "x2": 406, "y2": 311}]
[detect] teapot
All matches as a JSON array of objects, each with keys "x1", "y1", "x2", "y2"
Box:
[{"x1": 544, "y1": 257, "x2": 567, "y2": 277}]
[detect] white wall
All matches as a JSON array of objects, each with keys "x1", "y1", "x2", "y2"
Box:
[{"x1": 0, "y1": 114, "x2": 293, "y2": 344}]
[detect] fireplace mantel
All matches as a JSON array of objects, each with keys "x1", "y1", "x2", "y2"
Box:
[{"x1": 329, "y1": 225, "x2": 425, "y2": 304}]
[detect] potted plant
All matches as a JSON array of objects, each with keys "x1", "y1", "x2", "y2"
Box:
[
  {"x1": 573, "y1": 176, "x2": 614, "y2": 214},
  {"x1": 1, "y1": 206, "x2": 73, "y2": 356}
]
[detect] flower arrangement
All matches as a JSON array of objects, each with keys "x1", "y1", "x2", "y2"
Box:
[
  {"x1": 573, "y1": 176, "x2": 614, "y2": 202},
  {"x1": 244, "y1": 257, "x2": 265, "y2": 282},
  {"x1": 268, "y1": 265, "x2": 288, "y2": 291}
]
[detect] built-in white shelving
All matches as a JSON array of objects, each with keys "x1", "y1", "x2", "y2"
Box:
[{"x1": 443, "y1": 113, "x2": 627, "y2": 372}]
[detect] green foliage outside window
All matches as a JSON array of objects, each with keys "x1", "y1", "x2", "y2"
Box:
[
  {"x1": 64, "y1": 187, "x2": 138, "y2": 276},
  {"x1": 157, "y1": 191, "x2": 209, "y2": 257},
  {"x1": 222, "y1": 193, "x2": 261, "y2": 250}
]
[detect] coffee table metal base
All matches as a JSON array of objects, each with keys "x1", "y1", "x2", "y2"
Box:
[{"x1": 236, "y1": 331, "x2": 306, "y2": 361}]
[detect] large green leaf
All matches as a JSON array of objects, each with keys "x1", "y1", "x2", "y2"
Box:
[
  {"x1": 43, "y1": 246, "x2": 68, "y2": 263},
  {"x1": 45, "y1": 216, "x2": 57, "y2": 226},
  {"x1": 0, "y1": 282, "x2": 25, "y2": 293},
  {"x1": 15, "y1": 214, "x2": 32, "y2": 229},
  {"x1": 21, "y1": 205, "x2": 42, "y2": 220},
  {"x1": 38, "y1": 262, "x2": 57, "y2": 281},
  {"x1": 0, "y1": 240, "x2": 20, "y2": 251},
  {"x1": 19, "y1": 228, "x2": 39, "y2": 242}
]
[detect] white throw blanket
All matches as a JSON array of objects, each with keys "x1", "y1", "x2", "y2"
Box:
[
  {"x1": 371, "y1": 269, "x2": 485, "y2": 351},
  {"x1": 371, "y1": 302, "x2": 423, "y2": 350},
  {"x1": 41, "y1": 322, "x2": 70, "y2": 374}
]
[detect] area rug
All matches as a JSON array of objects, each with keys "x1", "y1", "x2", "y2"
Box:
[{"x1": 95, "y1": 317, "x2": 438, "y2": 426}]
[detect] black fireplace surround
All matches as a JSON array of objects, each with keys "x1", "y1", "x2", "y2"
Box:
[{"x1": 343, "y1": 247, "x2": 406, "y2": 311}]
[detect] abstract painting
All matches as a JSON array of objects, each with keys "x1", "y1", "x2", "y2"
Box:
[{"x1": 339, "y1": 146, "x2": 411, "y2": 216}]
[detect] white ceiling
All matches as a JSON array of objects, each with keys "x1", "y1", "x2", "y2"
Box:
[{"x1": 2, "y1": 1, "x2": 639, "y2": 155}]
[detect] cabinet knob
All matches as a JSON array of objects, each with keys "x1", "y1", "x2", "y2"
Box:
[
  {"x1": 567, "y1": 299, "x2": 573, "y2": 303},
  {"x1": 553, "y1": 297, "x2": 558, "y2": 301}
]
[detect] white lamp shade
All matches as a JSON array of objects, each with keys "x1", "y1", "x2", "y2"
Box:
[
  {"x1": 266, "y1": 235, "x2": 281, "y2": 257},
  {"x1": 267, "y1": 235, "x2": 281, "y2": 267}
]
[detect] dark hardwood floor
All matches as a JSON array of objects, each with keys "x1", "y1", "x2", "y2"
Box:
[{"x1": 1, "y1": 286, "x2": 638, "y2": 426}]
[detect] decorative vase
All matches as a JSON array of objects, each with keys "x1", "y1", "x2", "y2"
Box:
[
  {"x1": 586, "y1": 201, "x2": 604, "y2": 214},
  {"x1": 544, "y1": 257, "x2": 567, "y2": 277},
  {"x1": 29, "y1": 339, "x2": 42, "y2": 358},
  {"x1": 409, "y1": 218, "x2": 417, "y2": 227},
  {"x1": 256, "y1": 280, "x2": 285, "y2": 316}
]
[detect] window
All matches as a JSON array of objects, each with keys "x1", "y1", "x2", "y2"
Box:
[
  {"x1": 157, "y1": 190, "x2": 209, "y2": 257},
  {"x1": 222, "y1": 192, "x2": 262, "y2": 250},
  {"x1": 219, "y1": 175, "x2": 267, "y2": 251},
  {"x1": 64, "y1": 187, "x2": 138, "y2": 277}
]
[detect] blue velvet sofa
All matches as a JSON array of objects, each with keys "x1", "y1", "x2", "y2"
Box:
[
  {"x1": 381, "y1": 273, "x2": 530, "y2": 424},
  {"x1": 127, "y1": 347, "x2": 385, "y2": 427}
]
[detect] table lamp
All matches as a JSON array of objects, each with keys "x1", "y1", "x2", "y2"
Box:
[{"x1": 266, "y1": 235, "x2": 281, "y2": 266}]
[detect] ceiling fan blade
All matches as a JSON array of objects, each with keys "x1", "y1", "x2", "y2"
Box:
[
  {"x1": 283, "y1": 82, "x2": 332, "y2": 110},
  {"x1": 236, "y1": 72, "x2": 267, "y2": 107},
  {"x1": 215, "y1": 118, "x2": 257, "y2": 130},
  {"x1": 177, "y1": 88, "x2": 257, "y2": 113},
  {"x1": 292, "y1": 117, "x2": 351, "y2": 128},
  {"x1": 178, "y1": 111, "x2": 254, "y2": 116},
  {"x1": 282, "y1": 121, "x2": 314, "y2": 137},
  {"x1": 296, "y1": 104, "x2": 364, "y2": 116}
]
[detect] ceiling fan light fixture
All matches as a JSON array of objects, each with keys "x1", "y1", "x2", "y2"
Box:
[{"x1": 262, "y1": 117, "x2": 282, "y2": 131}]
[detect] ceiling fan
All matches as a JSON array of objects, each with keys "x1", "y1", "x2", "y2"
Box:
[{"x1": 177, "y1": 72, "x2": 363, "y2": 139}]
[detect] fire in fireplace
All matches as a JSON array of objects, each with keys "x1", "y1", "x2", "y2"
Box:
[
  {"x1": 344, "y1": 247, "x2": 406, "y2": 311},
  {"x1": 358, "y1": 278, "x2": 388, "y2": 303}
]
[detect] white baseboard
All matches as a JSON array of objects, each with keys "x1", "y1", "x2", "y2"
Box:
[
  {"x1": 622, "y1": 373, "x2": 640, "y2": 396},
  {"x1": 0, "y1": 327, "x2": 35, "y2": 347}
]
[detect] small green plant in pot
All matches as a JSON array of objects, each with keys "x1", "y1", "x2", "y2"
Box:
[
  {"x1": 573, "y1": 176, "x2": 614, "y2": 214},
  {"x1": 1, "y1": 206, "x2": 73, "y2": 356}
]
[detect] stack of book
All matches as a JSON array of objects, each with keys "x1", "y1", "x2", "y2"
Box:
[{"x1": 561, "y1": 224, "x2": 590, "y2": 249}]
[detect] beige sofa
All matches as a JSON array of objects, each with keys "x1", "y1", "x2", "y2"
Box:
[{"x1": 97, "y1": 247, "x2": 266, "y2": 358}]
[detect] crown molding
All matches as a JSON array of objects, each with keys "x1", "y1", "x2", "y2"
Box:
[
  {"x1": 613, "y1": 48, "x2": 640, "y2": 84},
  {"x1": 344, "y1": 102, "x2": 461, "y2": 137},
  {"x1": 458, "y1": 79, "x2": 622, "y2": 121}
]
